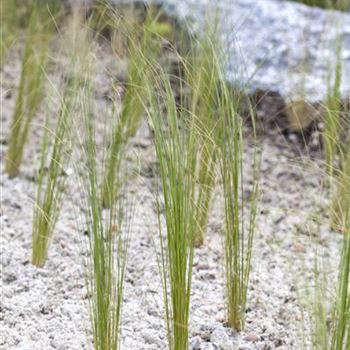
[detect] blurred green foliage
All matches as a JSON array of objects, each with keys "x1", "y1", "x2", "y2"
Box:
[
  {"x1": 0, "y1": 0, "x2": 61, "y2": 65},
  {"x1": 293, "y1": 0, "x2": 350, "y2": 11}
]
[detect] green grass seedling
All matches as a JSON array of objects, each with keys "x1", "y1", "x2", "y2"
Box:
[
  {"x1": 0, "y1": 0, "x2": 24, "y2": 65},
  {"x1": 59, "y1": 14, "x2": 131, "y2": 345},
  {"x1": 81, "y1": 85, "x2": 130, "y2": 350},
  {"x1": 5, "y1": 4, "x2": 56, "y2": 177},
  {"x1": 302, "y1": 158, "x2": 349, "y2": 350},
  {"x1": 323, "y1": 40, "x2": 343, "y2": 178},
  {"x1": 217, "y1": 86, "x2": 260, "y2": 331},
  {"x1": 322, "y1": 38, "x2": 350, "y2": 231},
  {"x1": 101, "y1": 10, "x2": 168, "y2": 208},
  {"x1": 308, "y1": 237, "x2": 331, "y2": 350},
  {"x1": 184, "y1": 27, "x2": 222, "y2": 247},
  {"x1": 0, "y1": 0, "x2": 58, "y2": 65},
  {"x1": 145, "y1": 66, "x2": 198, "y2": 350},
  {"x1": 32, "y1": 8, "x2": 91, "y2": 267},
  {"x1": 31, "y1": 76, "x2": 81, "y2": 267},
  {"x1": 330, "y1": 211, "x2": 350, "y2": 350},
  {"x1": 331, "y1": 152, "x2": 350, "y2": 233},
  {"x1": 307, "y1": 203, "x2": 349, "y2": 350}
]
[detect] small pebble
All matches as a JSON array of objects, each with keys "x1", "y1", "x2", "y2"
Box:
[{"x1": 244, "y1": 332, "x2": 259, "y2": 342}]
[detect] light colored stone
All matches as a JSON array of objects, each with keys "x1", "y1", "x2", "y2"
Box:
[
  {"x1": 155, "y1": 0, "x2": 350, "y2": 130},
  {"x1": 68, "y1": 0, "x2": 350, "y2": 130},
  {"x1": 210, "y1": 326, "x2": 232, "y2": 350},
  {"x1": 285, "y1": 100, "x2": 325, "y2": 131}
]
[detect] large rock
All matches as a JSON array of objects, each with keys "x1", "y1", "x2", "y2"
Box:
[
  {"x1": 154, "y1": 0, "x2": 350, "y2": 130},
  {"x1": 70, "y1": 0, "x2": 350, "y2": 130}
]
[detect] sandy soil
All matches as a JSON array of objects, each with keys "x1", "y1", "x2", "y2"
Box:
[{"x1": 0, "y1": 39, "x2": 343, "y2": 350}]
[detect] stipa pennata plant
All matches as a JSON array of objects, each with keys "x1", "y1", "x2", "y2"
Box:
[
  {"x1": 32, "y1": 9, "x2": 92, "y2": 267},
  {"x1": 64, "y1": 15, "x2": 130, "y2": 345},
  {"x1": 100, "y1": 9, "x2": 169, "y2": 208},
  {"x1": 32, "y1": 79, "x2": 76, "y2": 267},
  {"x1": 146, "y1": 66, "x2": 198, "y2": 350},
  {"x1": 183, "y1": 27, "x2": 222, "y2": 247},
  {"x1": 307, "y1": 208, "x2": 349, "y2": 350},
  {"x1": 301, "y1": 159, "x2": 349, "y2": 349},
  {"x1": 322, "y1": 39, "x2": 350, "y2": 231},
  {"x1": 0, "y1": 0, "x2": 26, "y2": 65},
  {"x1": 217, "y1": 85, "x2": 260, "y2": 331},
  {"x1": 190, "y1": 25, "x2": 261, "y2": 329},
  {"x1": 5, "y1": 3, "x2": 58, "y2": 178},
  {"x1": 311, "y1": 256, "x2": 329, "y2": 350},
  {"x1": 323, "y1": 39, "x2": 343, "y2": 178},
  {"x1": 81, "y1": 85, "x2": 130, "y2": 350},
  {"x1": 331, "y1": 151, "x2": 350, "y2": 233},
  {"x1": 331, "y1": 211, "x2": 350, "y2": 350},
  {"x1": 0, "y1": 0, "x2": 55, "y2": 65}
]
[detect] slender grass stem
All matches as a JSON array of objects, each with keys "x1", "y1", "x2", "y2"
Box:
[
  {"x1": 306, "y1": 160, "x2": 349, "y2": 349},
  {"x1": 81, "y1": 84, "x2": 130, "y2": 350},
  {"x1": 5, "y1": 3, "x2": 56, "y2": 177},
  {"x1": 32, "y1": 8, "x2": 92, "y2": 267},
  {"x1": 101, "y1": 10, "x2": 165, "y2": 208},
  {"x1": 331, "y1": 153, "x2": 350, "y2": 232},
  {"x1": 146, "y1": 65, "x2": 197, "y2": 350},
  {"x1": 330, "y1": 215, "x2": 350, "y2": 350},
  {"x1": 32, "y1": 90, "x2": 72, "y2": 267},
  {"x1": 331, "y1": 215, "x2": 350, "y2": 350},
  {"x1": 218, "y1": 86, "x2": 260, "y2": 331},
  {"x1": 183, "y1": 27, "x2": 221, "y2": 246},
  {"x1": 324, "y1": 39, "x2": 343, "y2": 178}
]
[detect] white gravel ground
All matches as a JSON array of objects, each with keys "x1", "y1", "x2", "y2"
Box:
[{"x1": 1, "y1": 37, "x2": 343, "y2": 350}]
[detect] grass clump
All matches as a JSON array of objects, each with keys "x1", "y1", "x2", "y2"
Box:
[
  {"x1": 5, "y1": 3, "x2": 57, "y2": 178},
  {"x1": 331, "y1": 216, "x2": 350, "y2": 349},
  {"x1": 32, "y1": 9, "x2": 91, "y2": 267},
  {"x1": 100, "y1": 9, "x2": 169, "y2": 208},
  {"x1": 303, "y1": 158, "x2": 349, "y2": 349},
  {"x1": 184, "y1": 28, "x2": 222, "y2": 247},
  {"x1": 184, "y1": 24, "x2": 260, "y2": 329},
  {"x1": 146, "y1": 66, "x2": 198, "y2": 350},
  {"x1": 0, "y1": 0, "x2": 25, "y2": 64},
  {"x1": 218, "y1": 87, "x2": 260, "y2": 331},
  {"x1": 66, "y1": 13, "x2": 130, "y2": 347},
  {"x1": 320, "y1": 37, "x2": 350, "y2": 231},
  {"x1": 323, "y1": 40, "x2": 344, "y2": 178},
  {"x1": 307, "y1": 209, "x2": 349, "y2": 350},
  {"x1": 0, "y1": 0, "x2": 56, "y2": 65},
  {"x1": 331, "y1": 152, "x2": 350, "y2": 232},
  {"x1": 32, "y1": 79, "x2": 77, "y2": 267},
  {"x1": 81, "y1": 84, "x2": 130, "y2": 350}
]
